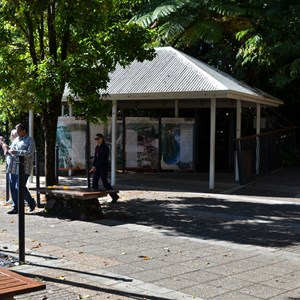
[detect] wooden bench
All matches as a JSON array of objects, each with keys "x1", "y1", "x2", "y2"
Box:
[
  {"x1": 30, "y1": 187, "x2": 119, "y2": 221},
  {"x1": 0, "y1": 267, "x2": 45, "y2": 299}
]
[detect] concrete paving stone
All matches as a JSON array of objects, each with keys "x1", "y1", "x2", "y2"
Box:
[
  {"x1": 240, "y1": 284, "x2": 287, "y2": 299},
  {"x1": 130, "y1": 269, "x2": 173, "y2": 282},
  {"x1": 151, "y1": 276, "x2": 198, "y2": 291},
  {"x1": 133, "y1": 281, "x2": 174, "y2": 294},
  {"x1": 69, "y1": 243, "x2": 105, "y2": 253},
  {"x1": 249, "y1": 254, "x2": 288, "y2": 265},
  {"x1": 159, "y1": 260, "x2": 215, "y2": 276},
  {"x1": 166, "y1": 290, "x2": 204, "y2": 300},
  {"x1": 35, "y1": 242, "x2": 64, "y2": 251},
  {"x1": 63, "y1": 273, "x2": 126, "y2": 298},
  {"x1": 271, "y1": 260, "x2": 300, "y2": 270},
  {"x1": 181, "y1": 282, "x2": 229, "y2": 299},
  {"x1": 204, "y1": 264, "x2": 244, "y2": 277},
  {"x1": 77, "y1": 270, "x2": 137, "y2": 287},
  {"x1": 208, "y1": 276, "x2": 254, "y2": 291},
  {"x1": 195, "y1": 252, "x2": 252, "y2": 266},
  {"x1": 230, "y1": 269, "x2": 280, "y2": 283},
  {"x1": 15, "y1": 283, "x2": 78, "y2": 300},
  {"x1": 211, "y1": 291, "x2": 263, "y2": 300},
  {"x1": 218, "y1": 258, "x2": 267, "y2": 271},
  {"x1": 104, "y1": 262, "x2": 148, "y2": 275},
  {"x1": 269, "y1": 287, "x2": 300, "y2": 300},
  {"x1": 178, "y1": 269, "x2": 224, "y2": 283},
  {"x1": 121, "y1": 255, "x2": 173, "y2": 269},
  {"x1": 260, "y1": 271, "x2": 300, "y2": 290},
  {"x1": 95, "y1": 248, "x2": 145, "y2": 263},
  {"x1": 254, "y1": 265, "x2": 296, "y2": 276}
]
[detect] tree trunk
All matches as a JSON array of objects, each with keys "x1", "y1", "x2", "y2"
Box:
[{"x1": 42, "y1": 95, "x2": 62, "y2": 186}]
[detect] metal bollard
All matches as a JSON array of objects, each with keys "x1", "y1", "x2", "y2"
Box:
[
  {"x1": 55, "y1": 145, "x2": 59, "y2": 185},
  {"x1": 18, "y1": 155, "x2": 25, "y2": 264},
  {"x1": 35, "y1": 150, "x2": 41, "y2": 208}
]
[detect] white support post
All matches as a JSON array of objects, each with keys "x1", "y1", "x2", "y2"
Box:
[
  {"x1": 69, "y1": 104, "x2": 73, "y2": 117},
  {"x1": 209, "y1": 98, "x2": 216, "y2": 189},
  {"x1": 29, "y1": 110, "x2": 34, "y2": 183},
  {"x1": 68, "y1": 105, "x2": 73, "y2": 176},
  {"x1": 175, "y1": 100, "x2": 179, "y2": 117},
  {"x1": 256, "y1": 103, "x2": 261, "y2": 175},
  {"x1": 235, "y1": 100, "x2": 241, "y2": 181},
  {"x1": 61, "y1": 105, "x2": 65, "y2": 116},
  {"x1": 111, "y1": 100, "x2": 117, "y2": 187}
]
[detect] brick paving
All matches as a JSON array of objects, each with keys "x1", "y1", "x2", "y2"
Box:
[{"x1": 1, "y1": 166, "x2": 300, "y2": 299}]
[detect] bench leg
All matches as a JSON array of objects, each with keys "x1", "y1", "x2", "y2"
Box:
[{"x1": 45, "y1": 196, "x2": 104, "y2": 220}]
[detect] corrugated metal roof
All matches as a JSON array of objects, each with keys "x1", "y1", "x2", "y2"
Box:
[
  {"x1": 107, "y1": 47, "x2": 227, "y2": 94},
  {"x1": 106, "y1": 47, "x2": 258, "y2": 96},
  {"x1": 63, "y1": 47, "x2": 283, "y2": 107}
]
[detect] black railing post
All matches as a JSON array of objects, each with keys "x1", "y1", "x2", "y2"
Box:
[
  {"x1": 6, "y1": 172, "x2": 10, "y2": 202},
  {"x1": 5, "y1": 120, "x2": 10, "y2": 203},
  {"x1": 18, "y1": 155, "x2": 25, "y2": 264},
  {"x1": 55, "y1": 145, "x2": 59, "y2": 185},
  {"x1": 35, "y1": 150, "x2": 41, "y2": 207},
  {"x1": 86, "y1": 121, "x2": 91, "y2": 189}
]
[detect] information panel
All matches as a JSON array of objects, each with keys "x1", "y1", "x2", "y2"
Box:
[
  {"x1": 161, "y1": 118, "x2": 194, "y2": 170},
  {"x1": 57, "y1": 117, "x2": 86, "y2": 170},
  {"x1": 125, "y1": 117, "x2": 159, "y2": 169}
]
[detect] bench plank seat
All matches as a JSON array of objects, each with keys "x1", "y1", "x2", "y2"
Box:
[{"x1": 0, "y1": 267, "x2": 45, "y2": 299}]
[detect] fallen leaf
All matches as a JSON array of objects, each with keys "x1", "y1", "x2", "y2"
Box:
[
  {"x1": 57, "y1": 275, "x2": 65, "y2": 280},
  {"x1": 138, "y1": 255, "x2": 152, "y2": 260}
]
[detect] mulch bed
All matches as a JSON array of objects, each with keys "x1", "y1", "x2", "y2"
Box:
[{"x1": 0, "y1": 250, "x2": 19, "y2": 268}]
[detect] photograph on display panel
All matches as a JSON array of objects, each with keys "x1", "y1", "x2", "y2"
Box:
[
  {"x1": 161, "y1": 118, "x2": 195, "y2": 171},
  {"x1": 125, "y1": 117, "x2": 159, "y2": 169},
  {"x1": 56, "y1": 117, "x2": 87, "y2": 170}
]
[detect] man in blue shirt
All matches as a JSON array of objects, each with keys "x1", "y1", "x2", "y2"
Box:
[{"x1": 4, "y1": 123, "x2": 36, "y2": 214}]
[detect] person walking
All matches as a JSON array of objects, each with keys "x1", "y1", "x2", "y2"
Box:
[
  {"x1": 90, "y1": 133, "x2": 119, "y2": 203},
  {"x1": 4, "y1": 123, "x2": 36, "y2": 214},
  {"x1": 0, "y1": 129, "x2": 19, "y2": 204}
]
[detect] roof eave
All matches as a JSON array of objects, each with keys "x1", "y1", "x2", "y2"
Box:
[{"x1": 107, "y1": 90, "x2": 283, "y2": 107}]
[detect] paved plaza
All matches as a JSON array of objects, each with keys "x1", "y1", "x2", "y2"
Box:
[{"x1": 0, "y1": 167, "x2": 300, "y2": 299}]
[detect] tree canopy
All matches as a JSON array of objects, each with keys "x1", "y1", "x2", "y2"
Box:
[
  {"x1": 133, "y1": 0, "x2": 300, "y2": 123},
  {"x1": 0, "y1": 0, "x2": 154, "y2": 184}
]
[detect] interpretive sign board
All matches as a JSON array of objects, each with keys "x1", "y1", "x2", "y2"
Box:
[
  {"x1": 161, "y1": 118, "x2": 194, "y2": 170},
  {"x1": 57, "y1": 117, "x2": 86, "y2": 170},
  {"x1": 125, "y1": 117, "x2": 159, "y2": 169}
]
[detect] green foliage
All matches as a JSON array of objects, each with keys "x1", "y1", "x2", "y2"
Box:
[
  {"x1": 0, "y1": 0, "x2": 155, "y2": 121},
  {"x1": 133, "y1": 0, "x2": 300, "y2": 126},
  {"x1": 0, "y1": 0, "x2": 155, "y2": 184}
]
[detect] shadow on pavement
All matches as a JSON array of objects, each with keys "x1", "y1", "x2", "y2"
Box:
[
  {"x1": 102, "y1": 195, "x2": 300, "y2": 249},
  {"x1": 16, "y1": 269, "x2": 172, "y2": 300}
]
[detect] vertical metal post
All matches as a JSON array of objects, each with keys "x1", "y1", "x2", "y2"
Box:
[
  {"x1": 85, "y1": 121, "x2": 91, "y2": 189},
  {"x1": 55, "y1": 145, "x2": 59, "y2": 185},
  {"x1": 5, "y1": 121, "x2": 9, "y2": 202},
  {"x1": 18, "y1": 155, "x2": 25, "y2": 264},
  {"x1": 158, "y1": 117, "x2": 162, "y2": 172},
  {"x1": 35, "y1": 150, "x2": 41, "y2": 207},
  {"x1": 29, "y1": 110, "x2": 34, "y2": 184},
  {"x1": 256, "y1": 103, "x2": 261, "y2": 175},
  {"x1": 111, "y1": 100, "x2": 117, "y2": 187},
  {"x1": 174, "y1": 100, "x2": 179, "y2": 117},
  {"x1": 209, "y1": 98, "x2": 216, "y2": 189},
  {"x1": 235, "y1": 100, "x2": 242, "y2": 181},
  {"x1": 122, "y1": 116, "x2": 126, "y2": 173}
]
